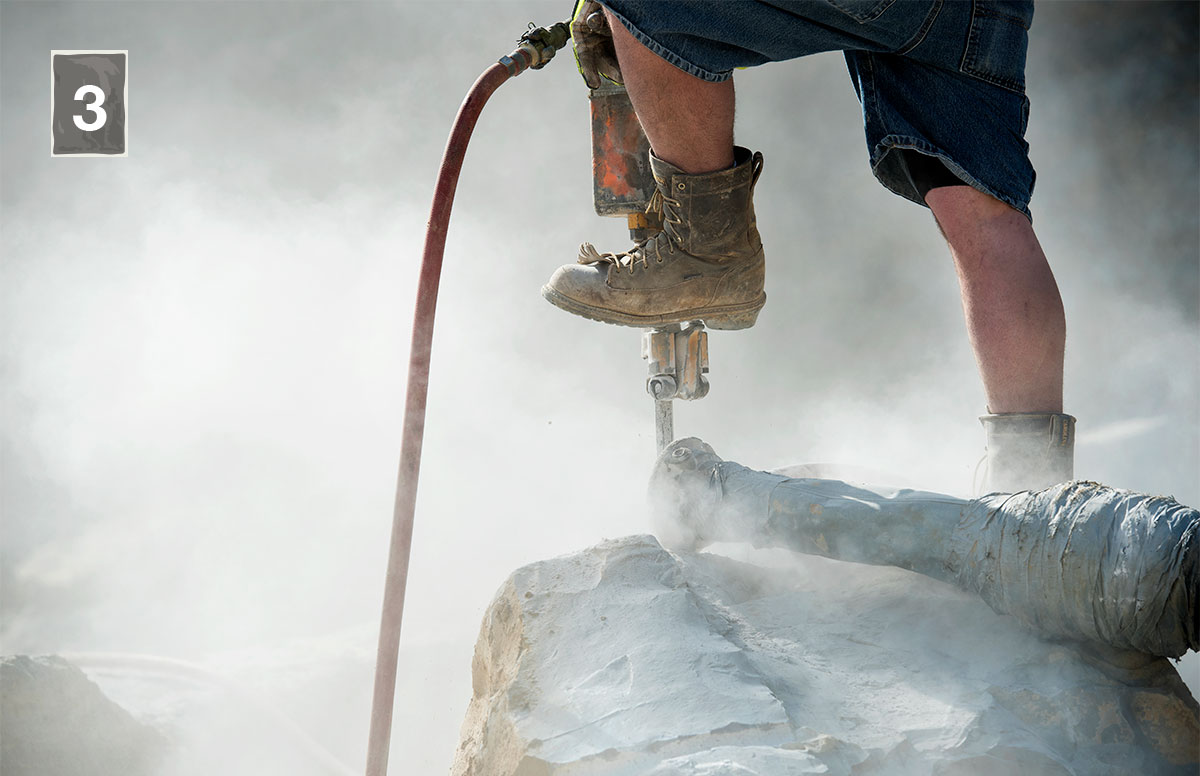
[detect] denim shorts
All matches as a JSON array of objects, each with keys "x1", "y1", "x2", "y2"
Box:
[{"x1": 601, "y1": 0, "x2": 1037, "y2": 218}]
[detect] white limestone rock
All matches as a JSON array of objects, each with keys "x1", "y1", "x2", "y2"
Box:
[
  {"x1": 451, "y1": 535, "x2": 1199, "y2": 775},
  {"x1": 0, "y1": 655, "x2": 167, "y2": 776}
]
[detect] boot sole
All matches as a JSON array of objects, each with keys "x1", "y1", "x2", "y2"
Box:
[{"x1": 541, "y1": 286, "x2": 766, "y2": 331}]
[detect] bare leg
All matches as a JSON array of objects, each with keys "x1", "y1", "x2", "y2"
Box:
[
  {"x1": 541, "y1": 12, "x2": 759, "y2": 329},
  {"x1": 926, "y1": 187, "x2": 1065, "y2": 413},
  {"x1": 606, "y1": 8, "x2": 735, "y2": 174}
]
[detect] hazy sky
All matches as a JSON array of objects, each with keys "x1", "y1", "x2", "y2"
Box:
[{"x1": 2, "y1": 2, "x2": 1197, "y2": 773}]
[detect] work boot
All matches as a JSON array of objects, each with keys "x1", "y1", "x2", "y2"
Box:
[
  {"x1": 979, "y1": 412, "x2": 1076, "y2": 493},
  {"x1": 542, "y1": 147, "x2": 766, "y2": 330}
]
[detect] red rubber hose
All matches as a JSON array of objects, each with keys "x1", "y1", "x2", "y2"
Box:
[
  {"x1": 364, "y1": 61, "x2": 511, "y2": 776},
  {"x1": 366, "y1": 19, "x2": 569, "y2": 767}
]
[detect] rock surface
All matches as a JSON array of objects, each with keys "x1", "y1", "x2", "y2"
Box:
[
  {"x1": 0, "y1": 654, "x2": 167, "y2": 776},
  {"x1": 451, "y1": 535, "x2": 1199, "y2": 775}
]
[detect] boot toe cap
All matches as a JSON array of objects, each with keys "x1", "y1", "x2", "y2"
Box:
[{"x1": 544, "y1": 262, "x2": 608, "y2": 302}]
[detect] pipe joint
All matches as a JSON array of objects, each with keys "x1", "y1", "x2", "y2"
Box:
[{"x1": 500, "y1": 21, "x2": 571, "y2": 76}]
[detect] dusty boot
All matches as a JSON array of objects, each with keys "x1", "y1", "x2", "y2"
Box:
[
  {"x1": 542, "y1": 147, "x2": 766, "y2": 330},
  {"x1": 979, "y1": 412, "x2": 1076, "y2": 493}
]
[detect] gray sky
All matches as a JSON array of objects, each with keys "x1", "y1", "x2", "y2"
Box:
[{"x1": 2, "y1": 1, "x2": 1197, "y2": 773}]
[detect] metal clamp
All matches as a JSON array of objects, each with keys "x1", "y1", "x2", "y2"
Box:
[{"x1": 642, "y1": 322, "x2": 709, "y2": 451}]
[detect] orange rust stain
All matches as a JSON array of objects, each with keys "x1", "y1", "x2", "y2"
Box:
[{"x1": 592, "y1": 106, "x2": 650, "y2": 201}]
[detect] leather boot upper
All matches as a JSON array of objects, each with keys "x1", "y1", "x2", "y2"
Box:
[{"x1": 542, "y1": 146, "x2": 767, "y2": 329}]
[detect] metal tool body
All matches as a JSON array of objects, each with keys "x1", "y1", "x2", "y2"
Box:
[{"x1": 589, "y1": 82, "x2": 661, "y2": 240}]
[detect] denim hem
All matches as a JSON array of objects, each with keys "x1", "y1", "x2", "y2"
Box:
[
  {"x1": 604, "y1": 7, "x2": 734, "y2": 83},
  {"x1": 872, "y1": 135, "x2": 1034, "y2": 222}
]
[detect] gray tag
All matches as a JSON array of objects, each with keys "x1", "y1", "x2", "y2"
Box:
[{"x1": 51, "y1": 51, "x2": 128, "y2": 156}]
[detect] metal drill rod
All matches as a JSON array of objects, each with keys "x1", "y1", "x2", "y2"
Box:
[{"x1": 655, "y1": 400, "x2": 674, "y2": 452}]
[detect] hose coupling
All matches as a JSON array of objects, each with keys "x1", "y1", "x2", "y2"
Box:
[{"x1": 499, "y1": 21, "x2": 572, "y2": 76}]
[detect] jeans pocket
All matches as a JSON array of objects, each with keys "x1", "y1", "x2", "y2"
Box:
[
  {"x1": 826, "y1": 0, "x2": 900, "y2": 23},
  {"x1": 961, "y1": 0, "x2": 1032, "y2": 94}
]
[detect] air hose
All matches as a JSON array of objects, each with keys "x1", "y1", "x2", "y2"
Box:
[{"x1": 365, "y1": 21, "x2": 571, "y2": 776}]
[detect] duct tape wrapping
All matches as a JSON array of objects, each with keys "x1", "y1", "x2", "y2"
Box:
[
  {"x1": 952, "y1": 485, "x2": 1199, "y2": 658},
  {"x1": 721, "y1": 470, "x2": 1199, "y2": 658}
]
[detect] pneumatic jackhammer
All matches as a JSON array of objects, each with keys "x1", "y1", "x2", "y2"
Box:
[{"x1": 588, "y1": 80, "x2": 713, "y2": 453}]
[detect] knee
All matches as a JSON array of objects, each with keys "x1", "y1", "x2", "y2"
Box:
[
  {"x1": 927, "y1": 186, "x2": 1042, "y2": 271},
  {"x1": 927, "y1": 186, "x2": 1025, "y2": 240}
]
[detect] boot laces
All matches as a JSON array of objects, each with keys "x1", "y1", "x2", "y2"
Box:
[{"x1": 578, "y1": 187, "x2": 682, "y2": 274}]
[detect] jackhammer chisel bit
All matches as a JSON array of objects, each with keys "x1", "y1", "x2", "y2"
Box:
[{"x1": 642, "y1": 322, "x2": 709, "y2": 452}]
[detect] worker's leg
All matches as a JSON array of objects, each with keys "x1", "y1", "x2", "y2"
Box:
[
  {"x1": 926, "y1": 186, "x2": 1065, "y2": 414},
  {"x1": 541, "y1": 9, "x2": 763, "y2": 330},
  {"x1": 605, "y1": 7, "x2": 735, "y2": 174}
]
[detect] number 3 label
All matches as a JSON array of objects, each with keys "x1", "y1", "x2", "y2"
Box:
[
  {"x1": 51, "y1": 50, "x2": 128, "y2": 156},
  {"x1": 73, "y1": 84, "x2": 107, "y2": 131}
]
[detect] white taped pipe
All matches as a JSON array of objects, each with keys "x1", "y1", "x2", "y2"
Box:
[{"x1": 651, "y1": 438, "x2": 1199, "y2": 658}]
